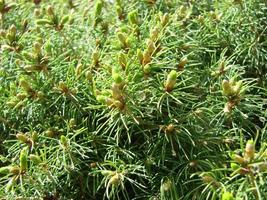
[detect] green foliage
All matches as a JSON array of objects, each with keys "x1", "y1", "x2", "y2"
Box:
[{"x1": 0, "y1": 0, "x2": 266, "y2": 199}]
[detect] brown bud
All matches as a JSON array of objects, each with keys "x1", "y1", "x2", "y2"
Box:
[
  {"x1": 177, "y1": 57, "x2": 188, "y2": 71},
  {"x1": 165, "y1": 124, "x2": 175, "y2": 134},
  {"x1": 142, "y1": 50, "x2": 151, "y2": 66},
  {"x1": 9, "y1": 166, "x2": 20, "y2": 175},
  {"x1": 90, "y1": 162, "x2": 98, "y2": 168},
  {"x1": 189, "y1": 160, "x2": 197, "y2": 168},
  {"x1": 150, "y1": 27, "x2": 160, "y2": 41},
  {"x1": 58, "y1": 81, "x2": 69, "y2": 93},
  {"x1": 147, "y1": 40, "x2": 156, "y2": 55},
  {"x1": 33, "y1": 0, "x2": 42, "y2": 5},
  {"x1": 113, "y1": 100, "x2": 124, "y2": 110},
  {"x1": 47, "y1": 5, "x2": 54, "y2": 16}
]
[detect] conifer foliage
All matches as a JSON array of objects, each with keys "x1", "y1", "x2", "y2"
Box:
[{"x1": 0, "y1": 0, "x2": 267, "y2": 199}]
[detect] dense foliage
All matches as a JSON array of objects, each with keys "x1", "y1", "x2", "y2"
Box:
[{"x1": 0, "y1": 0, "x2": 267, "y2": 199}]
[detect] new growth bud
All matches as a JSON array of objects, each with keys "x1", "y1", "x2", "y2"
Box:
[
  {"x1": 128, "y1": 10, "x2": 138, "y2": 25},
  {"x1": 222, "y1": 191, "x2": 234, "y2": 200},
  {"x1": 60, "y1": 135, "x2": 68, "y2": 147},
  {"x1": 108, "y1": 173, "x2": 120, "y2": 185},
  {"x1": 117, "y1": 32, "x2": 128, "y2": 49},
  {"x1": 95, "y1": 0, "x2": 103, "y2": 18},
  {"x1": 118, "y1": 52, "x2": 127, "y2": 70},
  {"x1": 165, "y1": 70, "x2": 178, "y2": 92},
  {"x1": 47, "y1": 5, "x2": 54, "y2": 16},
  {"x1": 92, "y1": 50, "x2": 100, "y2": 66},
  {"x1": 222, "y1": 80, "x2": 234, "y2": 96},
  {"x1": 20, "y1": 147, "x2": 28, "y2": 172},
  {"x1": 16, "y1": 133, "x2": 29, "y2": 143},
  {"x1": 160, "y1": 13, "x2": 170, "y2": 27},
  {"x1": 137, "y1": 49, "x2": 143, "y2": 65},
  {"x1": 29, "y1": 154, "x2": 42, "y2": 165},
  {"x1": 232, "y1": 154, "x2": 245, "y2": 165},
  {"x1": 244, "y1": 140, "x2": 255, "y2": 161},
  {"x1": 177, "y1": 57, "x2": 188, "y2": 71}
]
